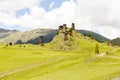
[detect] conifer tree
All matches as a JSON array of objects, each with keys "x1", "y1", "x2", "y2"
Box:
[
  {"x1": 9, "y1": 42, "x2": 12, "y2": 46},
  {"x1": 95, "y1": 43, "x2": 99, "y2": 54}
]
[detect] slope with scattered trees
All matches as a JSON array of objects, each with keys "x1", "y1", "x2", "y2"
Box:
[{"x1": 110, "y1": 37, "x2": 120, "y2": 46}]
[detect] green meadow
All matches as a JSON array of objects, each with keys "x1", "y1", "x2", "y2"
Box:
[{"x1": 0, "y1": 42, "x2": 120, "y2": 80}]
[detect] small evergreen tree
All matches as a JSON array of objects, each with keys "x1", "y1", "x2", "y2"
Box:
[
  {"x1": 88, "y1": 34, "x2": 91, "y2": 38},
  {"x1": 95, "y1": 43, "x2": 99, "y2": 54},
  {"x1": 106, "y1": 41, "x2": 111, "y2": 46},
  {"x1": 9, "y1": 42, "x2": 12, "y2": 46},
  {"x1": 84, "y1": 34, "x2": 87, "y2": 36},
  {"x1": 19, "y1": 45, "x2": 21, "y2": 47}
]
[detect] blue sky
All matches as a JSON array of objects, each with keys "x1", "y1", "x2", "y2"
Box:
[
  {"x1": 0, "y1": 0, "x2": 70, "y2": 31},
  {"x1": 40, "y1": 0, "x2": 69, "y2": 11},
  {"x1": 15, "y1": 8, "x2": 30, "y2": 18},
  {"x1": 15, "y1": 0, "x2": 70, "y2": 18}
]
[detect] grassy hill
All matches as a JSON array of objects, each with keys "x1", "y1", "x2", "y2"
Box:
[{"x1": 49, "y1": 30, "x2": 97, "y2": 51}]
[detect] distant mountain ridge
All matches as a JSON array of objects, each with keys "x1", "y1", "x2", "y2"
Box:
[
  {"x1": 0, "y1": 28, "x2": 19, "y2": 33},
  {"x1": 0, "y1": 28, "x2": 110, "y2": 44},
  {"x1": 77, "y1": 30, "x2": 110, "y2": 42},
  {"x1": 110, "y1": 37, "x2": 120, "y2": 46},
  {"x1": 0, "y1": 28, "x2": 20, "y2": 39},
  {"x1": 0, "y1": 28, "x2": 56, "y2": 44}
]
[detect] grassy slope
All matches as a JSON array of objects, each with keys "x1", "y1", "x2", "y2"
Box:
[{"x1": 0, "y1": 31, "x2": 120, "y2": 80}]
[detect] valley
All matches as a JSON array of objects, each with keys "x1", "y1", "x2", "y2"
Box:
[
  {"x1": 0, "y1": 43, "x2": 120, "y2": 80},
  {"x1": 0, "y1": 24, "x2": 120, "y2": 80},
  {"x1": 0, "y1": 0, "x2": 120, "y2": 80},
  {"x1": 0, "y1": 0, "x2": 120, "y2": 79}
]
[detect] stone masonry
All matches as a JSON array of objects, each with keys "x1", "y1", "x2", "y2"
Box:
[{"x1": 58, "y1": 23, "x2": 75, "y2": 41}]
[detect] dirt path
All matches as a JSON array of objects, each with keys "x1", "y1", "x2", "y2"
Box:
[
  {"x1": 97, "y1": 53, "x2": 120, "y2": 59},
  {"x1": 112, "y1": 77, "x2": 120, "y2": 80},
  {"x1": 97, "y1": 53, "x2": 106, "y2": 57},
  {"x1": 0, "y1": 57, "x2": 63, "y2": 79}
]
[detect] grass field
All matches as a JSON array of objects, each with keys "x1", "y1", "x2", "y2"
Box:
[{"x1": 0, "y1": 43, "x2": 120, "y2": 80}]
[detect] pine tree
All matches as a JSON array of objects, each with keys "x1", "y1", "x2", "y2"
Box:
[
  {"x1": 88, "y1": 34, "x2": 91, "y2": 38},
  {"x1": 95, "y1": 43, "x2": 99, "y2": 54},
  {"x1": 9, "y1": 42, "x2": 12, "y2": 46},
  {"x1": 84, "y1": 34, "x2": 87, "y2": 36}
]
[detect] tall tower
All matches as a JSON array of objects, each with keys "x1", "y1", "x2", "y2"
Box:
[
  {"x1": 72, "y1": 23, "x2": 75, "y2": 30},
  {"x1": 39, "y1": 36, "x2": 44, "y2": 46},
  {"x1": 59, "y1": 26, "x2": 63, "y2": 30},
  {"x1": 63, "y1": 24, "x2": 67, "y2": 32}
]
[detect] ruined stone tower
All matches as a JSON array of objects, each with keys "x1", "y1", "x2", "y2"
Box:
[
  {"x1": 68, "y1": 29, "x2": 73, "y2": 36},
  {"x1": 63, "y1": 24, "x2": 67, "y2": 32},
  {"x1": 39, "y1": 36, "x2": 44, "y2": 46},
  {"x1": 64, "y1": 32, "x2": 68, "y2": 41},
  {"x1": 71, "y1": 23, "x2": 75, "y2": 30},
  {"x1": 59, "y1": 26, "x2": 63, "y2": 30},
  {"x1": 58, "y1": 23, "x2": 75, "y2": 41}
]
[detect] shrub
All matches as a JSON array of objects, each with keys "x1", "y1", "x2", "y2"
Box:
[
  {"x1": 5, "y1": 45, "x2": 8, "y2": 46},
  {"x1": 19, "y1": 45, "x2": 21, "y2": 47}
]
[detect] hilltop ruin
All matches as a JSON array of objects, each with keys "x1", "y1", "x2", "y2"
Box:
[
  {"x1": 58, "y1": 23, "x2": 75, "y2": 41},
  {"x1": 50, "y1": 23, "x2": 81, "y2": 51}
]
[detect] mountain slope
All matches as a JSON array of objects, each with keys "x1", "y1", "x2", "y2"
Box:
[
  {"x1": 0, "y1": 28, "x2": 20, "y2": 39},
  {"x1": 0, "y1": 28, "x2": 18, "y2": 33},
  {"x1": 0, "y1": 29, "x2": 56, "y2": 44},
  {"x1": 0, "y1": 28, "x2": 110, "y2": 44},
  {"x1": 77, "y1": 30, "x2": 110, "y2": 42},
  {"x1": 110, "y1": 37, "x2": 120, "y2": 46}
]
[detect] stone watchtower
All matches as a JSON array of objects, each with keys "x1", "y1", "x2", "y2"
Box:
[
  {"x1": 63, "y1": 24, "x2": 67, "y2": 32},
  {"x1": 64, "y1": 32, "x2": 68, "y2": 41},
  {"x1": 38, "y1": 36, "x2": 44, "y2": 46},
  {"x1": 59, "y1": 26, "x2": 63, "y2": 30},
  {"x1": 71, "y1": 23, "x2": 75, "y2": 30},
  {"x1": 68, "y1": 29, "x2": 73, "y2": 36},
  {"x1": 58, "y1": 23, "x2": 75, "y2": 41}
]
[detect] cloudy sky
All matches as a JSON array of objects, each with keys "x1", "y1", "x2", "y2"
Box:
[{"x1": 0, "y1": 0, "x2": 120, "y2": 39}]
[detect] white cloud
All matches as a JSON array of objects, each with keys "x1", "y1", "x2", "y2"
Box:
[
  {"x1": 98, "y1": 26, "x2": 120, "y2": 39},
  {"x1": 0, "y1": 0, "x2": 120, "y2": 39},
  {"x1": 0, "y1": 0, "x2": 40, "y2": 11}
]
